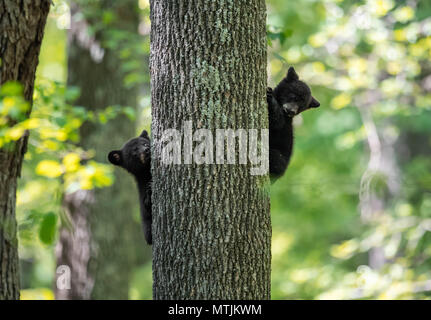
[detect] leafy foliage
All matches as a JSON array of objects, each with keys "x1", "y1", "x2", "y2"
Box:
[
  {"x1": 16, "y1": 0, "x2": 151, "y2": 299},
  {"x1": 268, "y1": 0, "x2": 431, "y2": 299}
]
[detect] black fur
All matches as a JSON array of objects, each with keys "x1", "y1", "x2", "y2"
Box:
[
  {"x1": 268, "y1": 67, "x2": 320, "y2": 182},
  {"x1": 108, "y1": 67, "x2": 319, "y2": 244},
  {"x1": 108, "y1": 130, "x2": 152, "y2": 245}
]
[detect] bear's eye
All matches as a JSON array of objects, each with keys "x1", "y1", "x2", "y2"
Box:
[{"x1": 288, "y1": 93, "x2": 298, "y2": 101}]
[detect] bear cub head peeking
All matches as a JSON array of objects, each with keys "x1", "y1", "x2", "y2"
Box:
[
  {"x1": 273, "y1": 66, "x2": 320, "y2": 117},
  {"x1": 108, "y1": 130, "x2": 151, "y2": 177}
]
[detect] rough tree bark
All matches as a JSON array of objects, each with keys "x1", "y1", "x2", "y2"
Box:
[
  {"x1": 0, "y1": 0, "x2": 50, "y2": 300},
  {"x1": 55, "y1": 1, "x2": 146, "y2": 300},
  {"x1": 150, "y1": 0, "x2": 271, "y2": 299}
]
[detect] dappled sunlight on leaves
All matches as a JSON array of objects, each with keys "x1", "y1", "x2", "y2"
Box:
[
  {"x1": 36, "y1": 160, "x2": 63, "y2": 178},
  {"x1": 20, "y1": 288, "x2": 55, "y2": 300},
  {"x1": 267, "y1": 0, "x2": 431, "y2": 299}
]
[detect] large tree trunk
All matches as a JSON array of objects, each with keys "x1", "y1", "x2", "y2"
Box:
[
  {"x1": 55, "y1": 1, "x2": 147, "y2": 300},
  {"x1": 0, "y1": 0, "x2": 50, "y2": 300},
  {"x1": 150, "y1": 0, "x2": 271, "y2": 299}
]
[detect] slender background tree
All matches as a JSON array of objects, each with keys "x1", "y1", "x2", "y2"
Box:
[
  {"x1": 55, "y1": 0, "x2": 147, "y2": 300},
  {"x1": 150, "y1": 0, "x2": 271, "y2": 299}
]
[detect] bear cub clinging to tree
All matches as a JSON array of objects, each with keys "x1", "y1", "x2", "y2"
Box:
[
  {"x1": 108, "y1": 67, "x2": 319, "y2": 245},
  {"x1": 108, "y1": 130, "x2": 153, "y2": 244},
  {"x1": 268, "y1": 66, "x2": 320, "y2": 181}
]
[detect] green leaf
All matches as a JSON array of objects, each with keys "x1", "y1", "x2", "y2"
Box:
[
  {"x1": 65, "y1": 87, "x2": 81, "y2": 102},
  {"x1": 39, "y1": 212, "x2": 58, "y2": 245},
  {"x1": 54, "y1": 115, "x2": 67, "y2": 127},
  {"x1": 123, "y1": 107, "x2": 136, "y2": 121},
  {"x1": 0, "y1": 81, "x2": 23, "y2": 96},
  {"x1": 283, "y1": 29, "x2": 293, "y2": 39},
  {"x1": 267, "y1": 28, "x2": 293, "y2": 46},
  {"x1": 102, "y1": 10, "x2": 115, "y2": 25},
  {"x1": 273, "y1": 52, "x2": 287, "y2": 63}
]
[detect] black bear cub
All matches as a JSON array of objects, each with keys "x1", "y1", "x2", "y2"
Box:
[
  {"x1": 108, "y1": 130, "x2": 152, "y2": 245},
  {"x1": 109, "y1": 67, "x2": 319, "y2": 245},
  {"x1": 267, "y1": 66, "x2": 320, "y2": 182}
]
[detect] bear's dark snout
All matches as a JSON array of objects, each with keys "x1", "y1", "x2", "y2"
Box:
[{"x1": 310, "y1": 97, "x2": 320, "y2": 108}]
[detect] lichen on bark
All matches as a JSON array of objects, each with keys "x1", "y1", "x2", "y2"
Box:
[{"x1": 150, "y1": 0, "x2": 271, "y2": 300}]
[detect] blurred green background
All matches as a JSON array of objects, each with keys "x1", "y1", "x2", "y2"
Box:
[{"x1": 2, "y1": 0, "x2": 431, "y2": 299}]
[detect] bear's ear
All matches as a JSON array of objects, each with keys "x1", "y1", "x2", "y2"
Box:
[
  {"x1": 108, "y1": 150, "x2": 122, "y2": 166},
  {"x1": 287, "y1": 67, "x2": 299, "y2": 82},
  {"x1": 140, "y1": 130, "x2": 149, "y2": 139}
]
